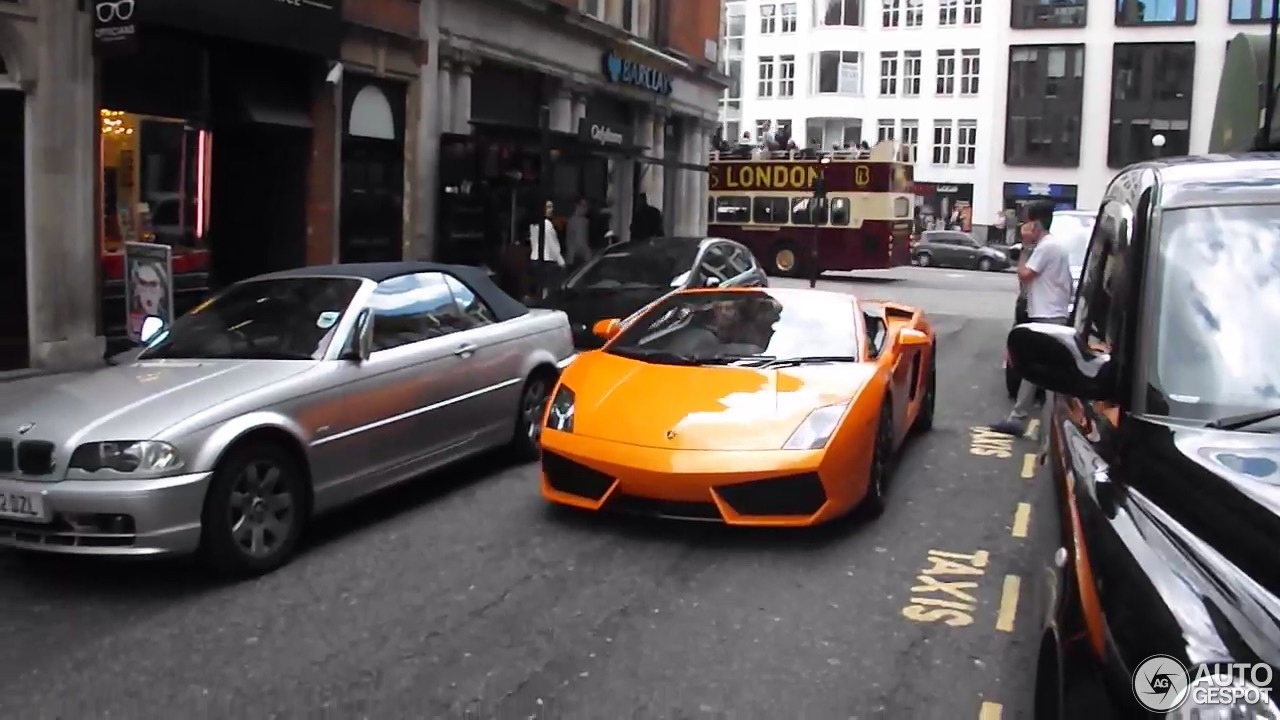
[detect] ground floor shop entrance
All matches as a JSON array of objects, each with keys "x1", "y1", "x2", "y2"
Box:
[{"x1": 0, "y1": 90, "x2": 25, "y2": 370}]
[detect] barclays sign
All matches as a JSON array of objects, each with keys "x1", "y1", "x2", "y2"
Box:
[{"x1": 602, "y1": 52, "x2": 674, "y2": 95}]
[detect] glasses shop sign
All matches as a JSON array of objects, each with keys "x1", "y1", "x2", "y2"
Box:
[
  {"x1": 93, "y1": 0, "x2": 138, "y2": 51},
  {"x1": 602, "y1": 51, "x2": 674, "y2": 95},
  {"x1": 92, "y1": 0, "x2": 342, "y2": 57}
]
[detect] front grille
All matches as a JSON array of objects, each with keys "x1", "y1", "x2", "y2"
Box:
[
  {"x1": 542, "y1": 452, "x2": 615, "y2": 501},
  {"x1": 0, "y1": 439, "x2": 13, "y2": 473},
  {"x1": 715, "y1": 473, "x2": 828, "y2": 517},
  {"x1": 16, "y1": 441, "x2": 55, "y2": 475},
  {"x1": 607, "y1": 493, "x2": 722, "y2": 521}
]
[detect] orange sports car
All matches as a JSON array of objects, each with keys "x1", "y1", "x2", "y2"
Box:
[{"x1": 538, "y1": 287, "x2": 936, "y2": 526}]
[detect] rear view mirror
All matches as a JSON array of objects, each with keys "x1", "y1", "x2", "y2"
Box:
[
  {"x1": 593, "y1": 318, "x2": 621, "y2": 341},
  {"x1": 898, "y1": 327, "x2": 930, "y2": 347},
  {"x1": 1008, "y1": 323, "x2": 1115, "y2": 401},
  {"x1": 139, "y1": 315, "x2": 166, "y2": 344}
]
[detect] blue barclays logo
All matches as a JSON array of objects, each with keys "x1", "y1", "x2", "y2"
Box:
[{"x1": 602, "y1": 51, "x2": 673, "y2": 95}]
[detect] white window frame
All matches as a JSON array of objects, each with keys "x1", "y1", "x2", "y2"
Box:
[
  {"x1": 719, "y1": 3, "x2": 745, "y2": 137},
  {"x1": 932, "y1": 119, "x2": 953, "y2": 165},
  {"x1": 905, "y1": 0, "x2": 923, "y2": 26},
  {"x1": 960, "y1": 49, "x2": 980, "y2": 96},
  {"x1": 936, "y1": 49, "x2": 956, "y2": 96},
  {"x1": 811, "y1": 51, "x2": 863, "y2": 96},
  {"x1": 938, "y1": 0, "x2": 958, "y2": 26},
  {"x1": 962, "y1": 0, "x2": 981, "y2": 24},
  {"x1": 758, "y1": 55, "x2": 776, "y2": 97},
  {"x1": 879, "y1": 51, "x2": 899, "y2": 96},
  {"x1": 778, "y1": 55, "x2": 796, "y2": 97},
  {"x1": 877, "y1": 119, "x2": 895, "y2": 143},
  {"x1": 814, "y1": 0, "x2": 863, "y2": 27},
  {"x1": 760, "y1": 3, "x2": 777, "y2": 34},
  {"x1": 781, "y1": 2, "x2": 798, "y2": 32},
  {"x1": 956, "y1": 120, "x2": 977, "y2": 166},
  {"x1": 902, "y1": 50, "x2": 921, "y2": 96},
  {"x1": 581, "y1": 0, "x2": 603, "y2": 19},
  {"x1": 899, "y1": 120, "x2": 919, "y2": 163},
  {"x1": 882, "y1": 0, "x2": 900, "y2": 27}
]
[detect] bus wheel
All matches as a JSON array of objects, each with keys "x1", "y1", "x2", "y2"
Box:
[{"x1": 771, "y1": 241, "x2": 803, "y2": 278}]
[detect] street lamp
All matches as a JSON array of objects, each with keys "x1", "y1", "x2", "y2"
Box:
[
  {"x1": 1151, "y1": 133, "x2": 1166, "y2": 158},
  {"x1": 809, "y1": 155, "x2": 832, "y2": 289}
]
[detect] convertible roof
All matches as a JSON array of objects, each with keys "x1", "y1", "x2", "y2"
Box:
[{"x1": 259, "y1": 262, "x2": 530, "y2": 322}]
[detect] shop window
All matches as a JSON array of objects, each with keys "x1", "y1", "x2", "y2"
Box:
[{"x1": 100, "y1": 109, "x2": 211, "y2": 279}]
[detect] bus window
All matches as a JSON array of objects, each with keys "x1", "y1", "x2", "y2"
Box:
[
  {"x1": 753, "y1": 196, "x2": 790, "y2": 224},
  {"x1": 714, "y1": 196, "x2": 752, "y2": 223},
  {"x1": 830, "y1": 198, "x2": 851, "y2": 226},
  {"x1": 894, "y1": 196, "x2": 912, "y2": 218},
  {"x1": 791, "y1": 197, "x2": 829, "y2": 225}
]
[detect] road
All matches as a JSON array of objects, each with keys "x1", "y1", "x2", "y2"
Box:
[{"x1": 0, "y1": 267, "x2": 1055, "y2": 720}]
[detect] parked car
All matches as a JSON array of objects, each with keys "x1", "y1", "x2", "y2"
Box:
[
  {"x1": 538, "y1": 236, "x2": 767, "y2": 349},
  {"x1": 0, "y1": 262, "x2": 575, "y2": 576},
  {"x1": 1009, "y1": 156, "x2": 1280, "y2": 718},
  {"x1": 912, "y1": 230, "x2": 1010, "y2": 271}
]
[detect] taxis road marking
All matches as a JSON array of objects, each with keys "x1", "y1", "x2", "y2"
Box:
[
  {"x1": 969, "y1": 427, "x2": 1014, "y2": 458},
  {"x1": 1024, "y1": 418, "x2": 1040, "y2": 440},
  {"x1": 1011, "y1": 502, "x2": 1031, "y2": 538},
  {"x1": 996, "y1": 575, "x2": 1021, "y2": 632},
  {"x1": 901, "y1": 549, "x2": 990, "y2": 627},
  {"x1": 979, "y1": 701, "x2": 1002, "y2": 719},
  {"x1": 1020, "y1": 452, "x2": 1036, "y2": 478}
]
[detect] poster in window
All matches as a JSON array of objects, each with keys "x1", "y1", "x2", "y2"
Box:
[{"x1": 124, "y1": 242, "x2": 174, "y2": 342}]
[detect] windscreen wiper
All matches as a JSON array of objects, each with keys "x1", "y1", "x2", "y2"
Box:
[
  {"x1": 761, "y1": 355, "x2": 859, "y2": 368},
  {"x1": 1205, "y1": 406, "x2": 1280, "y2": 431},
  {"x1": 608, "y1": 348, "x2": 700, "y2": 365},
  {"x1": 692, "y1": 354, "x2": 776, "y2": 365}
]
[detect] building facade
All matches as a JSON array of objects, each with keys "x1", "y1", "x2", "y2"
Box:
[
  {"x1": 721, "y1": 0, "x2": 1002, "y2": 231},
  {"x1": 988, "y1": 0, "x2": 1245, "y2": 219}
]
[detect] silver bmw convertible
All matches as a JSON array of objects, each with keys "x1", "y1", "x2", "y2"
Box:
[{"x1": 0, "y1": 262, "x2": 575, "y2": 575}]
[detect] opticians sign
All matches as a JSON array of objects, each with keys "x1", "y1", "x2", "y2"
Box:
[
  {"x1": 92, "y1": 0, "x2": 342, "y2": 57},
  {"x1": 602, "y1": 51, "x2": 674, "y2": 95}
]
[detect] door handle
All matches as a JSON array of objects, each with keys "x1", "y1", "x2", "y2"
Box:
[{"x1": 454, "y1": 343, "x2": 477, "y2": 357}]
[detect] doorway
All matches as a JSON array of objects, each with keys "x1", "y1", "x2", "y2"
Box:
[
  {"x1": 0, "y1": 90, "x2": 27, "y2": 370},
  {"x1": 340, "y1": 79, "x2": 406, "y2": 263}
]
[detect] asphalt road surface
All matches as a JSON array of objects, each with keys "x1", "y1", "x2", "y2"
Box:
[{"x1": 0, "y1": 267, "x2": 1056, "y2": 720}]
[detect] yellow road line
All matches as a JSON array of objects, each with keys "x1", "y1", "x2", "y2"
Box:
[
  {"x1": 979, "y1": 701, "x2": 1003, "y2": 719},
  {"x1": 1011, "y1": 502, "x2": 1031, "y2": 538},
  {"x1": 1020, "y1": 452, "x2": 1036, "y2": 479},
  {"x1": 1024, "y1": 419, "x2": 1040, "y2": 439},
  {"x1": 996, "y1": 575, "x2": 1020, "y2": 632}
]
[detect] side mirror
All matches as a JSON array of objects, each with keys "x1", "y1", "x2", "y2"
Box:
[
  {"x1": 898, "y1": 327, "x2": 930, "y2": 347},
  {"x1": 1008, "y1": 323, "x2": 1115, "y2": 401},
  {"x1": 592, "y1": 318, "x2": 621, "y2": 341},
  {"x1": 704, "y1": 276, "x2": 721, "y2": 287},
  {"x1": 343, "y1": 309, "x2": 374, "y2": 362},
  {"x1": 139, "y1": 315, "x2": 166, "y2": 344}
]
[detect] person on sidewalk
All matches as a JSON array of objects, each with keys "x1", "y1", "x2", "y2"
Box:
[
  {"x1": 989, "y1": 200, "x2": 1073, "y2": 436},
  {"x1": 529, "y1": 199, "x2": 566, "y2": 298}
]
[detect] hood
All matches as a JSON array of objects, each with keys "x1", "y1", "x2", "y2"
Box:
[
  {"x1": 541, "y1": 286, "x2": 669, "y2": 347},
  {"x1": 566, "y1": 352, "x2": 877, "y2": 450},
  {"x1": 0, "y1": 360, "x2": 315, "y2": 450},
  {"x1": 1121, "y1": 418, "x2": 1280, "y2": 665}
]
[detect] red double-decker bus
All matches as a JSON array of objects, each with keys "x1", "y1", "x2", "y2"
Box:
[{"x1": 707, "y1": 140, "x2": 915, "y2": 277}]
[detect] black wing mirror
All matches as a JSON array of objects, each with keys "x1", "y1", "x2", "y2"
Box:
[
  {"x1": 1007, "y1": 323, "x2": 1116, "y2": 401},
  {"x1": 342, "y1": 309, "x2": 374, "y2": 362}
]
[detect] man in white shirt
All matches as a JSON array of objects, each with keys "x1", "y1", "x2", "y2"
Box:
[
  {"x1": 990, "y1": 200, "x2": 1074, "y2": 436},
  {"x1": 529, "y1": 199, "x2": 565, "y2": 297}
]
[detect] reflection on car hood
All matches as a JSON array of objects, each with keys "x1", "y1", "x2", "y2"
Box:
[
  {"x1": 0, "y1": 360, "x2": 315, "y2": 448},
  {"x1": 564, "y1": 351, "x2": 876, "y2": 450},
  {"x1": 541, "y1": 287, "x2": 670, "y2": 346}
]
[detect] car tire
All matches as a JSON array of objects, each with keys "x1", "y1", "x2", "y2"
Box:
[
  {"x1": 509, "y1": 369, "x2": 556, "y2": 462},
  {"x1": 915, "y1": 251, "x2": 932, "y2": 267},
  {"x1": 862, "y1": 400, "x2": 894, "y2": 518},
  {"x1": 978, "y1": 257, "x2": 993, "y2": 272},
  {"x1": 200, "y1": 442, "x2": 307, "y2": 577},
  {"x1": 769, "y1": 240, "x2": 804, "y2": 278},
  {"x1": 912, "y1": 347, "x2": 936, "y2": 433}
]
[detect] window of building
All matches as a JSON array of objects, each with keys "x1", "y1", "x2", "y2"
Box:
[
  {"x1": 758, "y1": 55, "x2": 775, "y2": 97},
  {"x1": 956, "y1": 120, "x2": 977, "y2": 165},
  {"x1": 900, "y1": 120, "x2": 919, "y2": 162},
  {"x1": 775, "y1": 118, "x2": 793, "y2": 140},
  {"x1": 720, "y1": 1, "x2": 745, "y2": 136},
  {"x1": 581, "y1": 0, "x2": 603, "y2": 19},
  {"x1": 1232, "y1": 0, "x2": 1275, "y2": 21},
  {"x1": 812, "y1": 51, "x2": 863, "y2": 95},
  {"x1": 906, "y1": 0, "x2": 923, "y2": 25},
  {"x1": 903, "y1": 51, "x2": 922, "y2": 95},
  {"x1": 932, "y1": 120, "x2": 953, "y2": 164},
  {"x1": 781, "y1": 2, "x2": 798, "y2": 31},
  {"x1": 761, "y1": 3, "x2": 777, "y2": 33},
  {"x1": 883, "y1": 0, "x2": 901, "y2": 26},
  {"x1": 880, "y1": 52, "x2": 899, "y2": 95},
  {"x1": 963, "y1": 0, "x2": 982, "y2": 23},
  {"x1": 960, "y1": 49, "x2": 980, "y2": 95},
  {"x1": 1116, "y1": 0, "x2": 1195, "y2": 24},
  {"x1": 936, "y1": 50, "x2": 956, "y2": 95},
  {"x1": 816, "y1": 0, "x2": 863, "y2": 26},
  {"x1": 1011, "y1": 0, "x2": 1086, "y2": 27},
  {"x1": 1108, "y1": 43, "x2": 1194, "y2": 167},
  {"x1": 940, "y1": 0, "x2": 958, "y2": 25},
  {"x1": 99, "y1": 110, "x2": 211, "y2": 276},
  {"x1": 1004, "y1": 44, "x2": 1085, "y2": 167},
  {"x1": 878, "y1": 119, "x2": 896, "y2": 142},
  {"x1": 778, "y1": 55, "x2": 796, "y2": 97}
]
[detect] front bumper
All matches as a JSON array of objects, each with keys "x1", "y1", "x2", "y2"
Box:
[
  {"x1": 540, "y1": 432, "x2": 839, "y2": 526},
  {"x1": 0, "y1": 472, "x2": 212, "y2": 556}
]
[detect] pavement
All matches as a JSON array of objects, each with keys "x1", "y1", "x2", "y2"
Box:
[{"x1": 0, "y1": 266, "x2": 1054, "y2": 720}]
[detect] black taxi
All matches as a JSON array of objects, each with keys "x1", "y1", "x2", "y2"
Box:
[{"x1": 1008, "y1": 155, "x2": 1280, "y2": 718}]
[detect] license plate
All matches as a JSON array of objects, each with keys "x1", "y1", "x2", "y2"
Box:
[{"x1": 0, "y1": 489, "x2": 46, "y2": 522}]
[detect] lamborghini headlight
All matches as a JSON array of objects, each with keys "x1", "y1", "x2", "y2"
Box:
[
  {"x1": 783, "y1": 402, "x2": 850, "y2": 450},
  {"x1": 69, "y1": 441, "x2": 184, "y2": 474},
  {"x1": 546, "y1": 385, "x2": 575, "y2": 433}
]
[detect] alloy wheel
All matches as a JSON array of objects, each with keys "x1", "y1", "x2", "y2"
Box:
[
  {"x1": 228, "y1": 460, "x2": 295, "y2": 559},
  {"x1": 523, "y1": 379, "x2": 550, "y2": 443}
]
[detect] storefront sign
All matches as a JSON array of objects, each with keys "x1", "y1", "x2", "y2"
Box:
[
  {"x1": 602, "y1": 52, "x2": 674, "y2": 95},
  {"x1": 124, "y1": 241, "x2": 174, "y2": 343},
  {"x1": 1002, "y1": 181, "x2": 1079, "y2": 211},
  {"x1": 93, "y1": 0, "x2": 342, "y2": 57},
  {"x1": 578, "y1": 117, "x2": 624, "y2": 145}
]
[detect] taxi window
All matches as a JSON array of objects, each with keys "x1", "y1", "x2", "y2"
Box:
[
  {"x1": 714, "y1": 196, "x2": 751, "y2": 223},
  {"x1": 752, "y1": 196, "x2": 790, "y2": 224},
  {"x1": 829, "y1": 197, "x2": 851, "y2": 226}
]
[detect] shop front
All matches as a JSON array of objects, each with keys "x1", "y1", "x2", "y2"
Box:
[
  {"x1": 93, "y1": 0, "x2": 341, "y2": 353},
  {"x1": 1001, "y1": 181, "x2": 1079, "y2": 212},
  {"x1": 913, "y1": 181, "x2": 974, "y2": 233},
  {"x1": 0, "y1": 60, "x2": 24, "y2": 370},
  {"x1": 340, "y1": 77, "x2": 408, "y2": 263}
]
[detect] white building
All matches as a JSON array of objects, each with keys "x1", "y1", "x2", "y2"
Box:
[{"x1": 720, "y1": 0, "x2": 1003, "y2": 232}]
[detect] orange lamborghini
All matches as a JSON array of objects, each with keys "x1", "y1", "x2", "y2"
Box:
[{"x1": 538, "y1": 287, "x2": 936, "y2": 526}]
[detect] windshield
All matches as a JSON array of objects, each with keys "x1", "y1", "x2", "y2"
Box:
[
  {"x1": 607, "y1": 290, "x2": 860, "y2": 362},
  {"x1": 1052, "y1": 214, "x2": 1095, "y2": 267},
  {"x1": 566, "y1": 242, "x2": 699, "y2": 290},
  {"x1": 139, "y1": 277, "x2": 363, "y2": 360},
  {"x1": 1146, "y1": 205, "x2": 1280, "y2": 420}
]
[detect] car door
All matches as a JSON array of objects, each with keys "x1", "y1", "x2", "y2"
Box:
[{"x1": 950, "y1": 234, "x2": 981, "y2": 267}]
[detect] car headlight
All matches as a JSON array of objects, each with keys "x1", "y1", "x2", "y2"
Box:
[
  {"x1": 546, "y1": 385, "x2": 575, "y2": 433},
  {"x1": 1169, "y1": 675, "x2": 1278, "y2": 719},
  {"x1": 69, "y1": 441, "x2": 183, "y2": 473},
  {"x1": 783, "y1": 402, "x2": 849, "y2": 450}
]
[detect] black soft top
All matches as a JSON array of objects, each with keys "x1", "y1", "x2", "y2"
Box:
[{"x1": 257, "y1": 262, "x2": 530, "y2": 322}]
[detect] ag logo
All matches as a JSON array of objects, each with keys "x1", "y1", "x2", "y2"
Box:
[{"x1": 1132, "y1": 654, "x2": 1190, "y2": 712}]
